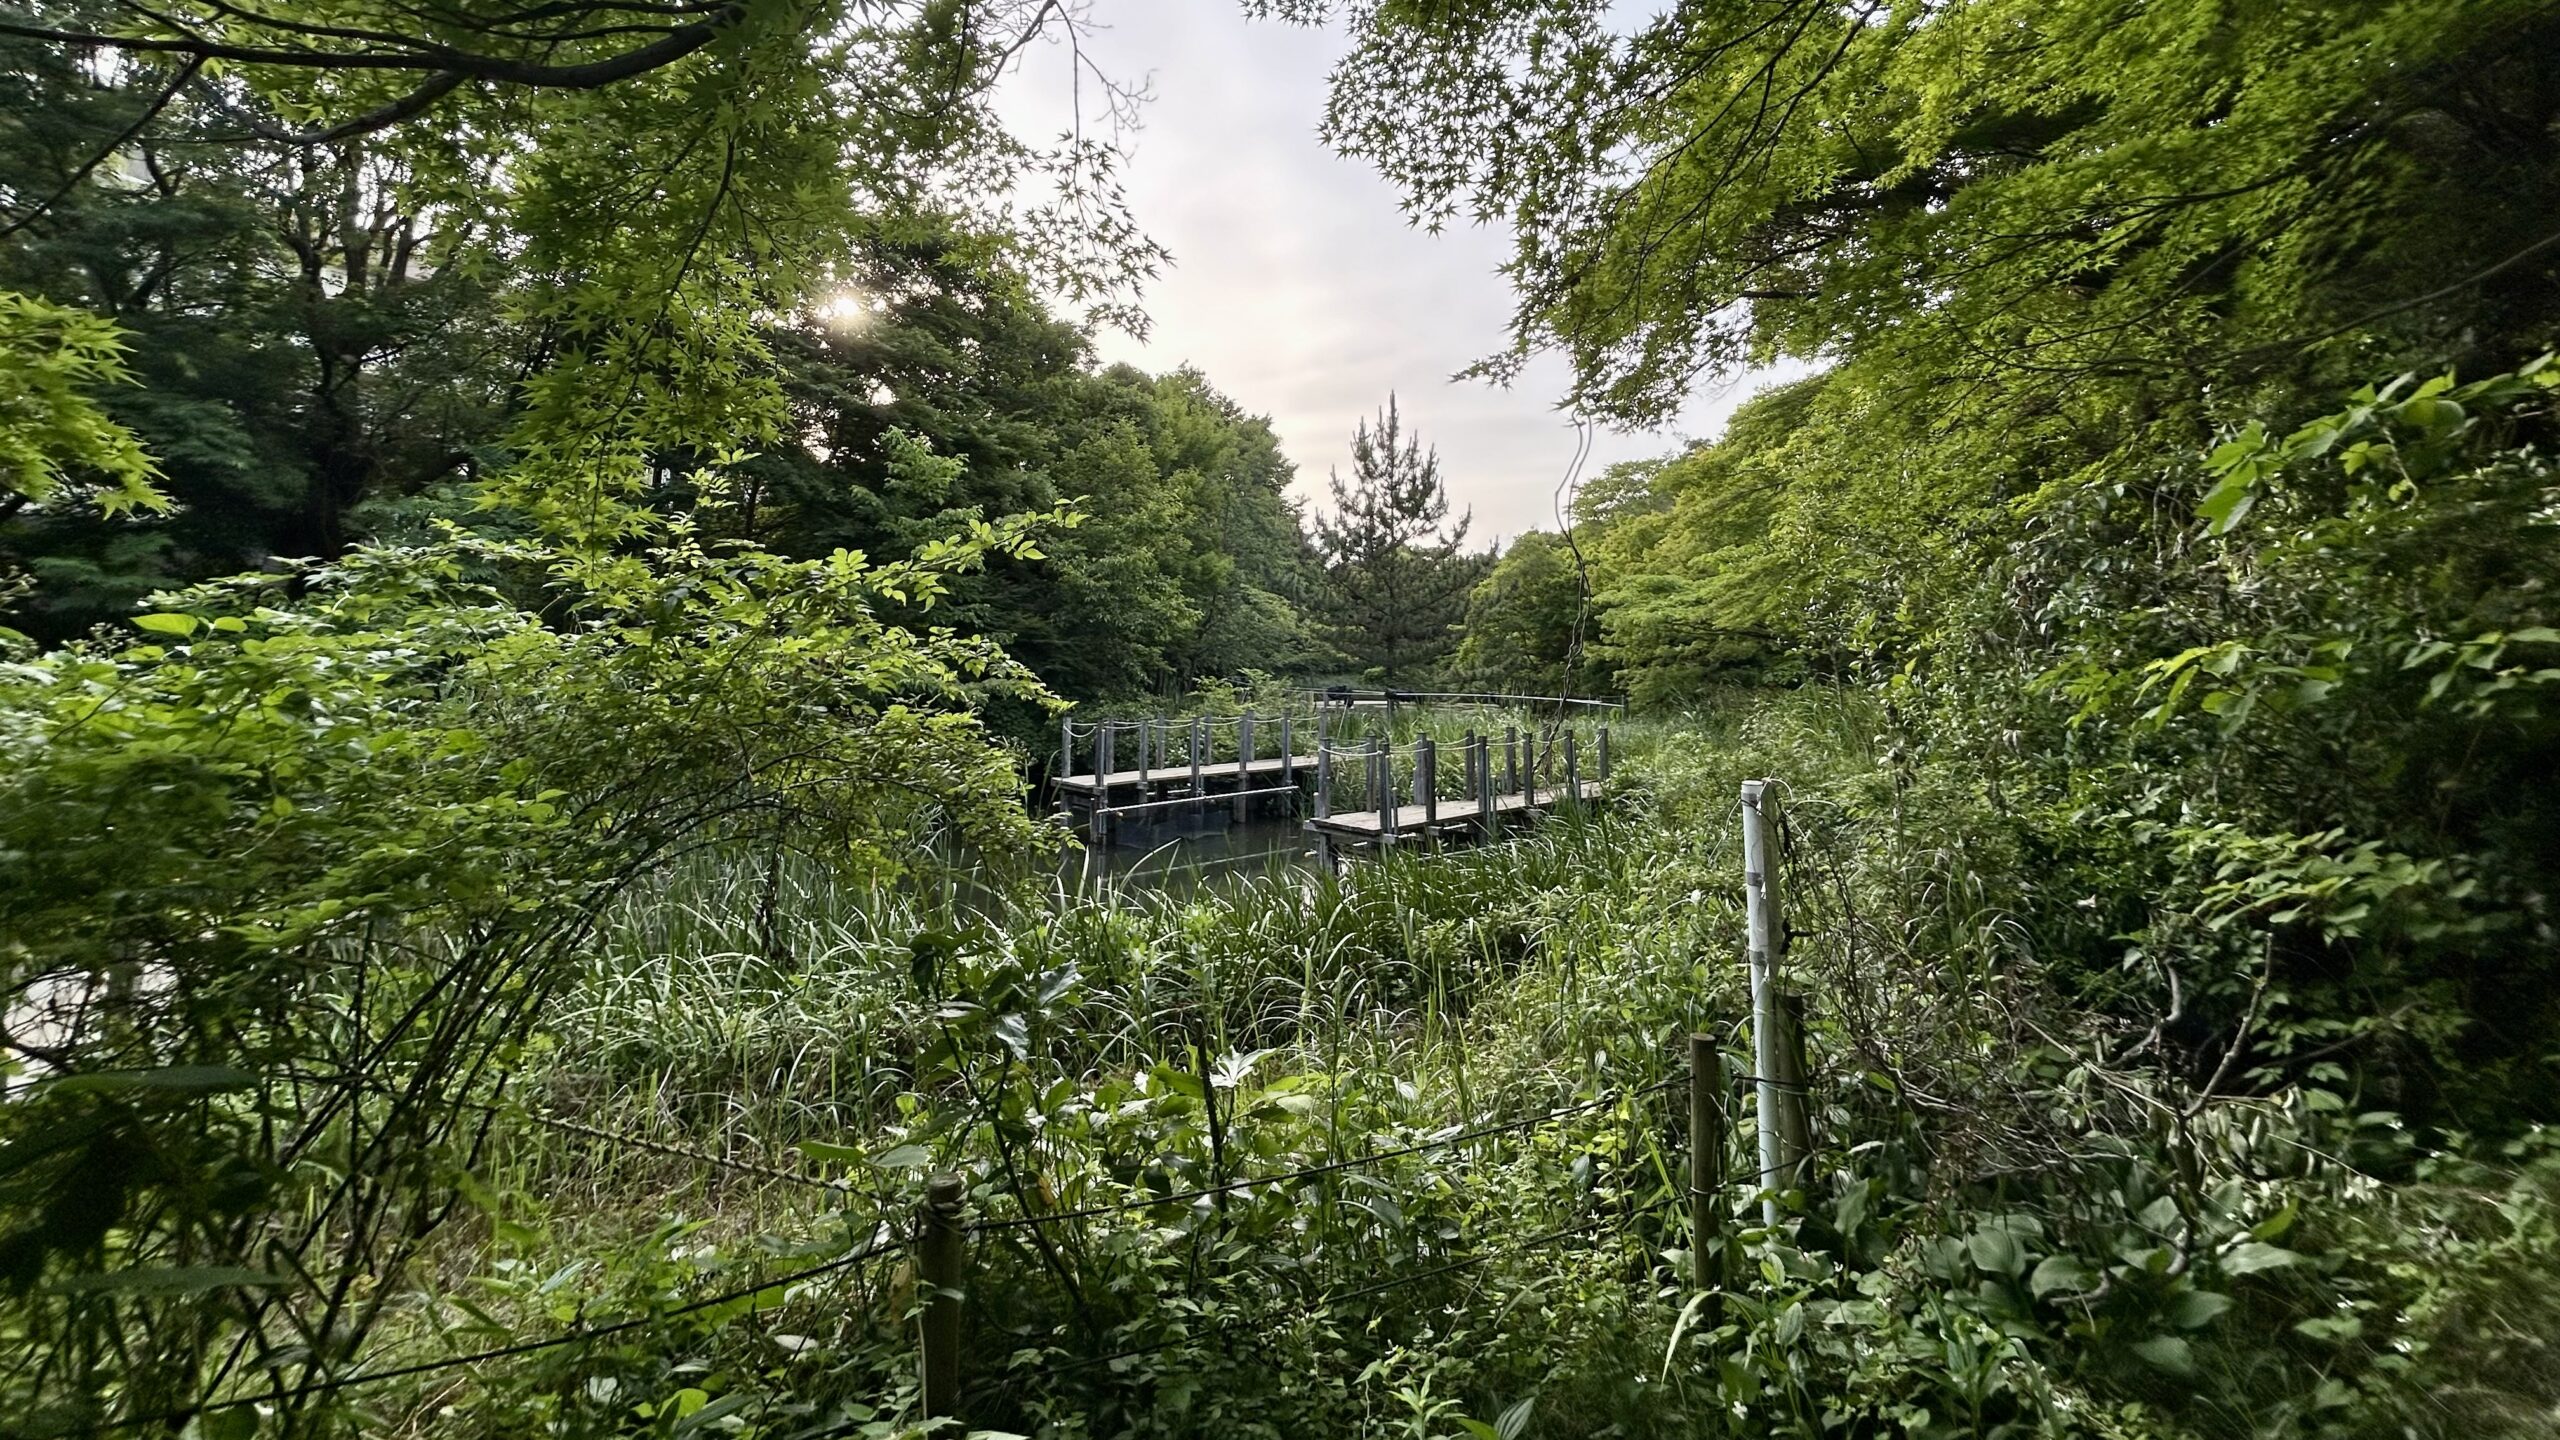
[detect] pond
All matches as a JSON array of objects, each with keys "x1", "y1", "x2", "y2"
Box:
[{"x1": 1061, "y1": 806, "x2": 1324, "y2": 892}]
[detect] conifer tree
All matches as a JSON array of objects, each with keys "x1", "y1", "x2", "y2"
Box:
[{"x1": 1311, "y1": 395, "x2": 1484, "y2": 686}]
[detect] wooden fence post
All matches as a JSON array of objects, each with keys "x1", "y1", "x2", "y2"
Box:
[
  {"x1": 1741, "y1": 779, "x2": 1808, "y2": 1223},
  {"x1": 1598, "y1": 725, "x2": 1611, "y2": 783},
  {"x1": 919, "y1": 1172, "x2": 964, "y2": 1422},
  {"x1": 1774, "y1": 988, "x2": 1814, "y2": 1185},
  {"x1": 1690, "y1": 1031, "x2": 1725, "y2": 1296}
]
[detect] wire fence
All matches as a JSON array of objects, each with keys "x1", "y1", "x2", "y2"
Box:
[
  {"x1": 97, "y1": 1068, "x2": 1690, "y2": 1431},
  {"x1": 102, "y1": 1235, "x2": 905, "y2": 1432}
]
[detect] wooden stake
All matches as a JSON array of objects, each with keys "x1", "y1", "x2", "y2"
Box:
[
  {"x1": 1690, "y1": 1032, "x2": 1725, "y2": 1296},
  {"x1": 919, "y1": 1173, "x2": 964, "y2": 1422}
]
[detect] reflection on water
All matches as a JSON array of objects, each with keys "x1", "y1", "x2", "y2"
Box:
[{"x1": 1064, "y1": 808, "x2": 1322, "y2": 893}]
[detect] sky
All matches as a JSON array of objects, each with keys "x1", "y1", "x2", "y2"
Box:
[{"x1": 997, "y1": 1, "x2": 1792, "y2": 543}]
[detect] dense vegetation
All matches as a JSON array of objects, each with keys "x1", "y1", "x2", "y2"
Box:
[{"x1": 5, "y1": 0, "x2": 2558, "y2": 1437}]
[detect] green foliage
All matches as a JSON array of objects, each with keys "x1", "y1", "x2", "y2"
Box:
[
  {"x1": 1272, "y1": 0, "x2": 2560, "y2": 424},
  {"x1": 1451, "y1": 530, "x2": 1602, "y2": 697},
  {"x1": 0, "y1": 291, "x2": 159, "y2": 516},
  {"x1": 0, "y1": 517, "x2": 1058, "y2": 1428}
]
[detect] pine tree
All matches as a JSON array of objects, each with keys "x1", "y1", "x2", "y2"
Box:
[{"x1": 1311, "y1": 395, "x2": 1484, "y2": 686}]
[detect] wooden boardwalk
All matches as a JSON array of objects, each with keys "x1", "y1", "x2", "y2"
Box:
[
  {"x1": 1306, "y1": 781, "x2": 1601, "y2": 842},
  {"x1": 1052, "y1": 754, "x2": 1310, "y2": 798}
]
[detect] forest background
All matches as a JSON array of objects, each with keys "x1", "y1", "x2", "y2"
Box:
[{"x1": 4, "y1": 0, "x2": 2560, "y2": 1437}]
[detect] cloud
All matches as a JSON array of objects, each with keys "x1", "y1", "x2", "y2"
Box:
[{"x1": 997, "y1": 1, "x2": 1800, "y2": 542}]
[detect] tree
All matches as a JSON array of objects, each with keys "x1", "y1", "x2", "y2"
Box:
[
  {"x1": 1311, "y1": 394, "x2": 1484, "y2": 686},
  {"x1": 1261, "y1": 0, "x2": 2560, "y2": 422},
  {"x1": 1451, "y1": 529, "x2": 1599, "y2": 696}
]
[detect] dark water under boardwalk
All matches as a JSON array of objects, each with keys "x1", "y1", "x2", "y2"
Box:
[{"x1": 1064, "y1": 807, "x2": 1321, "y2": 892}]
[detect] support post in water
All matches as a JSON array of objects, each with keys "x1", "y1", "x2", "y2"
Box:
[
  {"x1": 1690, "y1": 1030, "x2": 1726, "y2": 1297},
  {"x1": 1091, "y1": 725, "x2": 1115, "y2": 844},
  {"x1": 1419, "y1": 735, "x2": 1437, "y2": 834},
  {"x1": 919, "y1": 1172, "x2": 965, "y2": 1422},
  {"x1": 1741, "y1": 778, "x2": 1807, "y2": 1222},
  {"x1": 1235, "y1": 712, "x2": 1254, "y2": 824},
  {"x1": 1372, "y1": 739, "x2": 1393, "y2": 848}
]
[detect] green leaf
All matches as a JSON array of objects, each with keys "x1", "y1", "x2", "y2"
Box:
[
  {"x1": 43, "y1": 1065, "x2": 254, "y2": 1096},
  {"x1": 2029, "y1": 1254, "x2": 2094, "y2": 1297},
  {"x1": 871, "y1": 1143, "x2": 933, "y2": 1170},
  {"x1": 53, "y1": 1266, "x2": 289, "y2": 1295},
  {"x1": 2167, "y1": 1289, "x2": 2234, "y2": 1329},
  {"x1": 1967, "y1": 1226, "x2": 2024, "y2": 1277},
  {"x1": 2220, "y1": 1241, "x2": 2300, "y2": 1275},
  {"x1": 2131, "y1": 1334, "x2": 2196, "y2": 1376}
]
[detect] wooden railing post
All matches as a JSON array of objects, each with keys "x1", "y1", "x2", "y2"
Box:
[
  {"x1": 1563, "y1": 732, "x2": 1580, "y2": 813},
  {"x1": 1690, "y1": 1031, "x2": 1726, "y2": 1298},
  {"x1": 1504, "y1": 725, "x2": 1519, "y2": 796},
  {"x1": 1598, "y1": 725, "x2": 1611, "y2": 782},
  {"x1": 1279, "y1": 711, "x2": 1295, "y2": 797},
  {"x1": 919, "y1": 1173, "x2": 965, "y2": 1423},
  {"x1": 1475, "y1": 733, "x2": 1497, "y2": 838}
]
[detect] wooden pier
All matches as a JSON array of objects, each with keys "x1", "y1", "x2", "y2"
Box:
[{"x1": 1054, "y1": 710, "x2": 1612, "y2": 860}]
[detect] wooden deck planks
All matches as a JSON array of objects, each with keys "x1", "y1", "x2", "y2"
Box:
[
  {"x1": 1306, "y1": 781, "x2": 1602, "y2": 840},
  {"x1": 1053, "y1": 754, "x2": 1309, "y2": 796}
]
